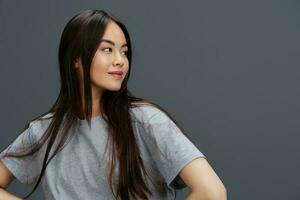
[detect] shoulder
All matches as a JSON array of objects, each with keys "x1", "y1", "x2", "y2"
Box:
[
  {"x1": 30, "y1": 112, "x2": 54, "y2": 125},
  {"x1": 129, "y1": 103, "x2": 170, "y2": 125},
  {"x1": 28, "y1": 112, "x2": 55, "y2": 139}
]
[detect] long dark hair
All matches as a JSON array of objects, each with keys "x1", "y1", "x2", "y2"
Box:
[{"x1": 2, "y1": 9, "x2": 193, "y2": 200}]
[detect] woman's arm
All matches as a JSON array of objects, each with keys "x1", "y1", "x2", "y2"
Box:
[
  {"x1": 0, "y1": 188, "x2": 22, "y2": 200},
  {"x1": 179, "y1": 157, "x2": 227, "y2": 200},
  {"x1": 0, "y1": 161, "x2": 22, "y2": 200}
]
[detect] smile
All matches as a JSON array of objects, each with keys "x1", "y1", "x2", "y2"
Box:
[{"x1": 108, "y1": 73, "x2": 123, "y2": 79}]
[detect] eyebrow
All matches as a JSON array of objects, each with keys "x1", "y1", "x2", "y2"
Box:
[{"x1": 100, "y1": 39, "x2": 128, "y2": 48}]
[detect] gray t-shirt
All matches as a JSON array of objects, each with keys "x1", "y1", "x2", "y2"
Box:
[{"x1": 0, "y1": 104, "x2": 206, "y2": 200}]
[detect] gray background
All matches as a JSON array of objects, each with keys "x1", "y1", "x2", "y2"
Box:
[{"x1": 0, "y1": 0, "x2": 299, "y2": 199}]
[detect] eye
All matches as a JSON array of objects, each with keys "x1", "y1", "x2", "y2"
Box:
[
  {"x1": 122, "y1": 50, "x2": 128, "y2": 56},
  {"x1": 102, "y1": 47, "x2": 112, "y2": 53}
]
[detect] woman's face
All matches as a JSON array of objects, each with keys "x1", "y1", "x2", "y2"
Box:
[{"x1": 74, "y1": 20, "x2": 129, "y2": 94}]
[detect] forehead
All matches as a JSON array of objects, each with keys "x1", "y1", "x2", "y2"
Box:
[{"x1": 101, "y1": 21, "x2": 126, "y2": 45}]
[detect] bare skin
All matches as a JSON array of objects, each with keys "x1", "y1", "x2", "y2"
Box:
[
  {"x1": 74, "y1": 20, "x2": 129, "y2": 120},
  {"x1": 0, "y1": 19, "x2": 227, "y2": 200},
  {"x1": 0, "y1": 20, "x2": 130, "y2": 199}
]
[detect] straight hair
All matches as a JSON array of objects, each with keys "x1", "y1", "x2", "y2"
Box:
[{"x1": 1, "y1": 9, "x2": 192, "y2": 200}]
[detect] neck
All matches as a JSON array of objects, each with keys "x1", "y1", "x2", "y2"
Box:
[{"x1": 78, "y1": 85, "x2": 104, "y2": 120}]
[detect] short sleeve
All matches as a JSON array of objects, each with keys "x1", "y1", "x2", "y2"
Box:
[
  {"x1": 0, "y1": 121, "x2": 44, "y2": 185},
  {"x1": 144, "y1": 110, "x2": 207, "y2": 190}
]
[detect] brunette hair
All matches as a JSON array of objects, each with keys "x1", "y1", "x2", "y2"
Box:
[{"x1": 2, "y1": 9, "x2": 192, "y2": 200}]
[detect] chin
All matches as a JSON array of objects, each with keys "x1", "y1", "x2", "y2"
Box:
[{"x1": 106, "y1": 86, "x2": 122, "y2": 91}]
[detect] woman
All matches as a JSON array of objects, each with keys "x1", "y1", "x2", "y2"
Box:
[{"x1": 0, "y1": 9, "x2": 226, "y2": 200}]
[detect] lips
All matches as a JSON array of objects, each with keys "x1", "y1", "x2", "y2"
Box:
[{"x1": 108, "y1": 71, "x2": 123, "y2": 75}]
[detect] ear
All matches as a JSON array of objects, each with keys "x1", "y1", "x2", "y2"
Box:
[{"x1": 74, "y1": 57, "x2": 81, "y2": 69}]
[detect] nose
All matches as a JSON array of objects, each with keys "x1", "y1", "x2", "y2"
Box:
[{"x1": 112, "y1": 52, "x2": 125, "y2": 67}]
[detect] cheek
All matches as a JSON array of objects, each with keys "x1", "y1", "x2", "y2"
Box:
[
  {"x1": 90, "y1": 65, "x2": 110, "y2": 81},
  {"x1": 90, "y1": 66, "x2": 108, "y2": 80},
  {"x1": 91, "y1": 55, "x2": 110, "y2": 71},
  {"x1": 93, "y1": 54, "x2": 110, "y2": 67},
  {"x1": 91, "y1": 51, "x2": 111, "y2": 65},
  {"x1": 125, "y1": 60, "x2": 130, "y2": 72}
]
